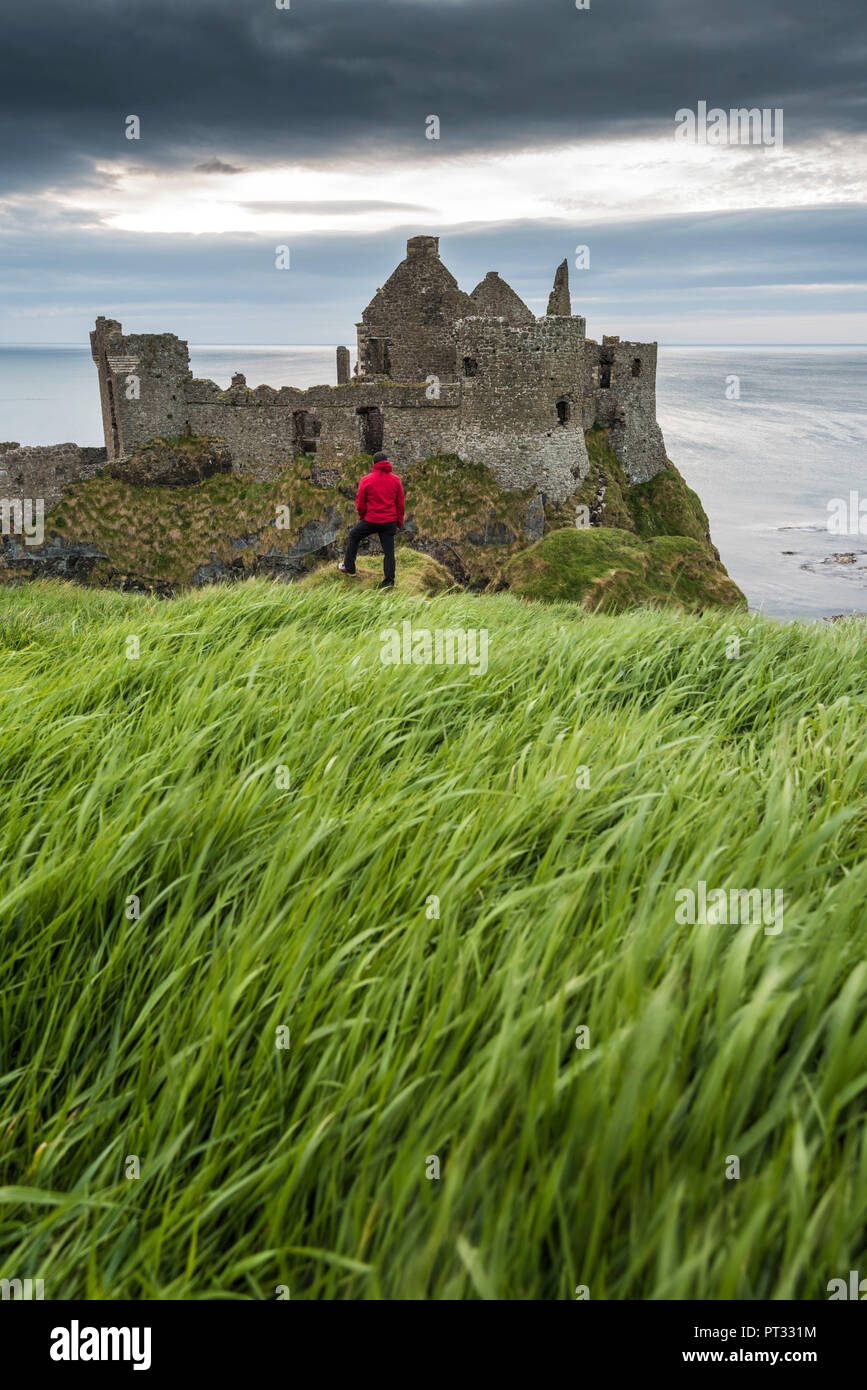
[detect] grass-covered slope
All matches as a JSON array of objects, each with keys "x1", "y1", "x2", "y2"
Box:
[
  {"x1": 502, "y1": 527, "x2": 745, "y2": 612},
  {"x1": 41, "y1": 452, "x2": 358, "y2": 587},
  {"x1": 2, "y1": 580, "x2": 867, "y2": 1299}
]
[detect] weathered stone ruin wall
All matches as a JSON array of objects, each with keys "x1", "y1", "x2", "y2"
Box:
[
  {"x1": 0, "y1": 442, "x2": 107, "y2": 513},
  {"x1": 184, "y1": 378, "x2": 461, "y2": 478},
  {"x1": 91, "y1": 318, "x2": 192, "y2": 463},
  {"x1": 546, "y1": 259, "x2": 572, "y2": 317},
  {"x1": 454, "y1": 314, "x2": 590, "y2": 501},
  {"x1": 357, "y1": 234, "x2": 474, "y2": 383},
  {"x1": 583, "y1": 336, "x2": 666, "y2": 483}
]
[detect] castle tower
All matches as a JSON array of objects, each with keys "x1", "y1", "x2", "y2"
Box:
[
  {"x1": 90, "y1": 319, "x2": 192, "y2": 459},
  {"x1": 583, "y1": 335, "x2": 666, "y2": 482},
  {"x1": 455, "y1": 311, "x2": 589, "y2": 502}
]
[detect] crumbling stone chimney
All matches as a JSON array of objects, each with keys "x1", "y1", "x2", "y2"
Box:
[
  {"x1": 546, "y1": 259, "x2": 572, "y2": 316},
  {"x1": 336, "y1": 346, "x2": 350, "y2": 385},
  {"x1": 406, "y1": 235, "x2": 440, "y2": 258}
]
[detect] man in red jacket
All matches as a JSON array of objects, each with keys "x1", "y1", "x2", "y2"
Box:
[{"x1": 338, "y1": 451, "x2": 405, "y2": 589}]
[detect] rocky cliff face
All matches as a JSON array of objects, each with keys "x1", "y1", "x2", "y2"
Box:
[{"x1": 0, "y1": 431, "x2": 742, "y2": 609}]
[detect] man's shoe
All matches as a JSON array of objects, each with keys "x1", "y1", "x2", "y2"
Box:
[
  {"x1": 379, "y1": 580, "x2": 394, "y2": 589},
  {"x1": 338, "y1": 563, "x2": 357, "y2": 576}
]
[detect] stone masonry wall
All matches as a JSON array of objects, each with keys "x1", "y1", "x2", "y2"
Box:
[
  {"x1": 0, "y1": 442, "x2": 107, "y2": 514},
  {"x1": 91, "y1": 319, "x2": 193, "y2": 462},
  {"x1": 184, "y1": 378, "x2": 461, "y2": 478},
  {"x1": 454, "y1": 314, "x2": 590, "y2": 501},
  {"x1": 583, "y1": 337, "x2": 666, "y2": 483}
]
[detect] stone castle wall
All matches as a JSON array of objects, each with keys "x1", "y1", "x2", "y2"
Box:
[
  {"x1": 583, "y1": 336, "x2": 666, "y2": 482},
  {"x1": 455, "y1": 313, "x2": 590, "y2": 498},
  {"x1": 91, "y1": 317, "x2": 192, "y2": 463},
  {"x1": 185, "y1": 378, "x2": 461, "y2": 478},
  {"x1": 0, "y1": 442, "x2": 107, "y2": 512}
]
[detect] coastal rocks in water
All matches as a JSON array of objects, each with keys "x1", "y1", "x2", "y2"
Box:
[{"x1": 110, "y1": 437, "x2": 233, "y2": 488}]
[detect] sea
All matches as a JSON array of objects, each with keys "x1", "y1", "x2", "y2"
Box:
[{"x1": 1, "y1": 343, "x2": 865, "y2": 619}]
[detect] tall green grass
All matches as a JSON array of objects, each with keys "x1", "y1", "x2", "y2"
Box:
[{"x1": 1, "y1": 578, "x2": 867, "y2": 1299}]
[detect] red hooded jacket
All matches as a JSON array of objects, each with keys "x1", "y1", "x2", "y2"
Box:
[{"x1": 356, "y1": 459, "x2": 405, "y2": 527}]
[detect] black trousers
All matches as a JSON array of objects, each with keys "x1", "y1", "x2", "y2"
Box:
[{"x1": 343, "y1": 519, "x2": 397, "y2": 582}]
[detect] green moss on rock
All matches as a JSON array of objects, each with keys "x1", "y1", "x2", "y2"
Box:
[
  {"x1": 502, "y1": 527, "x2": 745, "y2": 613},
  {"x1": 562, "y1": 428, "x2": 719, "y2": 556}
]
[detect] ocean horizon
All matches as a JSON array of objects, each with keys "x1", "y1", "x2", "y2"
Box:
[{"x1": 2, "y1": 342, "x2": 866, "y2": 620}]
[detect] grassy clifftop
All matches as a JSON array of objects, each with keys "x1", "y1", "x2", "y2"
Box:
[
  {"x1": 503, "y1": 527, "x2": 745, "y2": 612},
  {"x1": 2, "y1": 578, "x2": 867, "y2": 1297}
]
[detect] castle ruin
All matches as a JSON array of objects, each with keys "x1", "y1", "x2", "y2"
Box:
[{"x1": 81, "y1": 236, "x2": 666, "y2": 506}]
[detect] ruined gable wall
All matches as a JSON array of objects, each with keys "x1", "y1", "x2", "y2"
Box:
[
  {"x1": 358, "y1": 236, "x2": 474, "y2": 384},
  {"x1": 469, "y1": 272, "x2": 535, "y2": 325}
]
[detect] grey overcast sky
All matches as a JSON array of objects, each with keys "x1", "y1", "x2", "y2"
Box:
[{"x1": 1, "y1": 0, "x2": 864, "y2": 344}]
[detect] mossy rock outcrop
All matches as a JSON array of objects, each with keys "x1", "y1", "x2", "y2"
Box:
[
  {"x1": 110, "y1": 435, "x2": 233, "y2": 488},
  {"x1": 502, "y1": 527, "x2": 745, "y2": 613},
  {"x1": 557, "y1": 428, "x2": 721, "y2": 557}
]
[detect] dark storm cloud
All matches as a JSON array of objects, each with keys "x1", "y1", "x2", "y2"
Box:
[
  {"x1": 0, "y1": 0, "x2": 863, "y2": 196},
  {"x1": 195, "y1": 158, "x2": 247, "y2": 175}
]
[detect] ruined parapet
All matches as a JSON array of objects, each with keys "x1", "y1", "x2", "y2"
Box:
[
  {"x1": 181, "y1": 376, "x2": 460, "y2": 479},
  {"x1": 356, "y1": 235, "x2": 474, "y2": 383},
  {"x1": 0, "y1": 442, "x2": 107, "y2": 514},
  {"x1": 336, "y1": 346, "x2": 350, "y2": 385},
  {"x1": 469, "y1": 272, "x2": 534, "y2": 325},
  {"x1": 546, "y1": 259, "x2": 572, "y2": 316},
  {"x1": 585, "y1": 338, "x2": 667, "y2": 483},
  {"x1": 90, "y1": 319, "x2": 193, "y2": 459},
  {"x1": 454, "y1": 314, "x2": 589, "y2": 502}
]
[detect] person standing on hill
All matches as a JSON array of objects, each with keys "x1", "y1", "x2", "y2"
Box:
[{"x1": 338, "y1": 451, "x2": 405, "y2": 589}]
